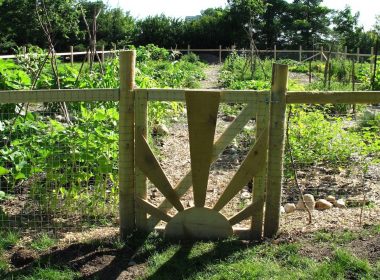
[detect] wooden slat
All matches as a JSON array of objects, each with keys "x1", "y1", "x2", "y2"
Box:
[
  {"x1": 0, "y1": 89, "x2": 119, "y2": 104},
  {"x1": 139, "y1": 88, "x2": 269, "y2": 104},
  {"x1": 186, "y1": 91, "x2": 220, "y2": 207},
  {"x1": 212, "y1": 103, "x2": 255, "y2": 159},
  {"x1": 135, "y1": 134, "x2": 184, "y2": 212},
  {"x1": 251, "y1": 102, "x2": 269, "y2": 239},
  {"x1": 146, "y1": 102, "x2": 256, "y2": 229},
  {"x1": 213, "y1": 128, "x2": 268, "y2": 212},
  {"x1": 135, "y1": 198, "x2": 172, "y2": 223},
  {"x1": 228, "y1": 197, "x2": 261, "y2": 226},
  {"x1": 135, "y1": 90, "x2": 148, "y2": 230},
  {"x1": 286, "y1": 91, "x2": 380, "y2": 104},
  {"x1": 264, "y1": 64, "x2": 288, "y2": 238},
  {"x1": 165, "y1": 208, "x2": 233, "y2": 239}
]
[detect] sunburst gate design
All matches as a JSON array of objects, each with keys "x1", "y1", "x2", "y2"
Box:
[{"x1": 135, "y1": 91, "x2": 268, "y2": 239}]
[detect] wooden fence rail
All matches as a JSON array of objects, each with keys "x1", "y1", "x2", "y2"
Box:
[{"x1": 0, "y1": 45, "x2": 376, "y2": 64}]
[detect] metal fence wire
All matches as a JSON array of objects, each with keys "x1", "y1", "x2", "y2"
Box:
[{"x1": 0, "y1": 101, "x2": 119, "y2": 233}]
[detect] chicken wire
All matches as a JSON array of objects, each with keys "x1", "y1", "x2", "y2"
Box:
[{"x1": 0, "y1": 101, "x2": 119, "y2": 233}]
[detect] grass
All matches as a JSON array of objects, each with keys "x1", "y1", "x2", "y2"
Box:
[
  {"x1": 0, "y1": 231, "x2": 20, "y2": 250},
  {"x1": 30, "y1": 233, "x2": 57, "y2": 251},
  {"x1": 17, "y1": 267, "x2": 79, "y2": 280},
  {"x1": 0, "y1": 225, "x2": 379, "y2": 279}
]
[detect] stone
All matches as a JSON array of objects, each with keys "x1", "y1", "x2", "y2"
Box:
[
  {"x1": 240, "y1": 191, "x2": 251, "y2": 200},
  {"x1": 284, "y1": 203, "x2": 296, "y2": 213},
  {"x1": 334, "y1": 199, "x2": 346, "y2": 209},
  {"x1": 155, "y1": 124, "x2": 169, "y2": 136},
  {"x1": 315, "y1": 199, "x2": 333, "y2": 210},
  {"x1": 296, "y1": 194, "x2": 315, "y2": 211},
  {"x1": 280, "y1": 206, "x2": 285, "y2": 214},
  {"x1": 223, "y1": 115, "x2": 236, "y2": 122},
  {"x1": 326, "y1": 195, "x2": 336, "y2": 204}
]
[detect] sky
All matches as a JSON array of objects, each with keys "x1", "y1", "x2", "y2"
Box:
[{"x1": 106, "y1": 0, "x2": 379, "y2": 31}]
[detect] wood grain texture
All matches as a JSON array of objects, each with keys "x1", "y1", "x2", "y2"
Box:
[
  {"x1": 119, "y1": 51, "x2": 136, "y2": 239},
  {"x1": 146, "y1": 102, "x2": 257, "y2": 230},
  {"x1": 135, "y1": 91, "x2": 148, "y2": 230},
  {"x1": 135, "y1": 133, "x2": 184, "y2": 212},
  {"x1": 228, "y1": 197, "x2": 262, "y2": 226},
  {"x1": 165, "y1": 207, "x2": 233, "y2": 240},
  {"x1": 251, "y1": 101, "x2": 269, "y2": 240},
  {"x1": 213, "y1": 128, "x2": 268, "y2": 212},
  {"x1": 135, "y1": 198, "x2": 172, "y2": 223},
  {"x1": 264, "y1": 64, "x2": 288, "y2": 238},
  {"x1": 186, "y1": 91, "x2": 220, "y2": 207},
  {"x1": 286, "y1": 91, "x2": 380, "y2": 104}
]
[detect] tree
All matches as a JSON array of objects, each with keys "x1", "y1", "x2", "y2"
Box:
[
  {"x1": 287, "y1": 0, "x2": 331, "y2": 48},
  {"x1": 332, "y1": 6, "x2": 362, "y2": 51},
  {"x1": 136, "y1": 15, "x2": 185, "y2": 48}
]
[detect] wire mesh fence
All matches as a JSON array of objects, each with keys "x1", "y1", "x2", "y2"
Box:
[{"x1": 0, "y1": 101, "x2": 119, "y2": 233}]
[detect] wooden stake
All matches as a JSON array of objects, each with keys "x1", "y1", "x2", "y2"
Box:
[
  {"x1": 119, "y1": 50, "x2": 136, "y2": 239},
  {"x1": 357, "y1": 47, "x2": 360, "y2": 62},
  {"x1": 219, "y1": 45, "x2": 222, "y2": 64},
  {"x1": 263, "y1": 64, "x2": 288, "y2": 238},
  {"x1": 344, "y1": 46, "x2": 348, "y2": 59},
  {"x1": 274, "y1": 45, "x2": 277, "y2": 61},
  {"x1": 101, "y1": 44, "x2": 105, "y2": 63},
  {"x1": 70, "y1": 46, "x2": 74, "y2": 66},
  {"x1": 299, "y1": 45, "x2": 302, "y2": 62},
  {"x1": 320, "y1": 46, "x2": 324, "y2": 61},
  {"x1": 371, "y1": 47, "x2": 374, "y2": 74}
]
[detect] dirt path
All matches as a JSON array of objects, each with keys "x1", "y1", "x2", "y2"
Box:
[{"x1": 200, "y1": 64, "x2": 222, "y2": 89}]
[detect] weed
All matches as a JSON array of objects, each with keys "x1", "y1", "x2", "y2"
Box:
[{"x1": 30, "y1": 233, "x2": 57, "y2": 251}]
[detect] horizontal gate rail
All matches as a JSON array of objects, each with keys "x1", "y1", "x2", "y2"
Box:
[
  {"x1": 287, "y1": 91, "x2": 380, "y2": 104},
  {"x1": 0, "y1": 89, "x2": 119, "y2": 103}
]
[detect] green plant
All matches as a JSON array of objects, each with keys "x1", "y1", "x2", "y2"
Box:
[
  {"x1": 0, "y1": 230, "x2": 20, "y2": 250},
  {"x1": 30, "y1": 233, "x2": 57, "y2": 251}
]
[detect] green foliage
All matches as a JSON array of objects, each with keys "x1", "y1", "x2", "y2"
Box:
[
  {"x1": 0, "y1": 230, "x2": 20, "y2": 250},
  {"x1": 288, "y1": 107, "x2": 363, "y2": 165},
  {"x1": 19, "y1": 267, "x2": 79, "y2": 280},
  {"x1": 30, "y1": 233, "x2": 57, "y2": 251},
  {"x1": 0, "y1": 45, "x2": 204, "y2": 217}
]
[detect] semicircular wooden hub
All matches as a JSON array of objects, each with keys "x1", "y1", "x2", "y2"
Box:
[{"x1": 165, "y1": 207, "x2": 233, "y2": 240}]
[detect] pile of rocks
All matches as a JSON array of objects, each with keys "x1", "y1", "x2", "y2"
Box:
[{"x1": 282, "y1": 194, "x2": 346, "y2": 214}]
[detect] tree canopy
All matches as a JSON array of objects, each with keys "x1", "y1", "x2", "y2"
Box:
[{"x1": 0, "y1": 0, "x2": 378, "y2": 54}]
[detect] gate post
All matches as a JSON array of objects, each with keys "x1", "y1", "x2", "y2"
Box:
[
  {"x1": 264, "y1": 64, "x2": 288, "y2": 238},
  {"x1": 119, "y1": 50, "x2": 136, "y2": 239}
]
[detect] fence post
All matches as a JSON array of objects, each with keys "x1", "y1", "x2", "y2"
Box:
[
  {"x1": 23, "y1": 46, "x2": 27, "y2": 58},
  {"x1": 70, "y1": 46, "x2": 74, "y2": 65},
  {"x1": 320, "y1": 46, "x2": 324, "y2": 61},
  {"x1": 264, "y1": 63, "x2": 288, "y2": 238},
  {"x1": 187, "y1": 44, "x2": 191, "y2": 54},
  {"x1": 101, "y1": 44, "x2": 105, "y2": 63},
  {"x1": 357, "y1": 47, "x2": 360, "y2": 62},
  {"x1": 371, "y1": 47, "x2": 374, "y2": 74},
  {"x1": 219, "y1": 45, "x2": 222, "y2": 64},
  {"x1": 119, "y1": 50, "x2": 136, "y2": 239},
  {"x1": 299, "y1": 45, "x2": 302, "y2": 62},
  {"x1": 274, "y1": 45, "x2": 277, "y2": 61},
  {"x1": 344, "y1": 46, "x2": 348, "y2": 59}
]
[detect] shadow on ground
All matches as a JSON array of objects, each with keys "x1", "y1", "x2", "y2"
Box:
[{"x1": 7, "y1": 231, "x2": 252, "y2": 280}]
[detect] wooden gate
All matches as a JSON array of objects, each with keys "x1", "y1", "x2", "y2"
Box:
[{"x1": 119, "y1": 51, "x2": 288, "y2": 240}]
